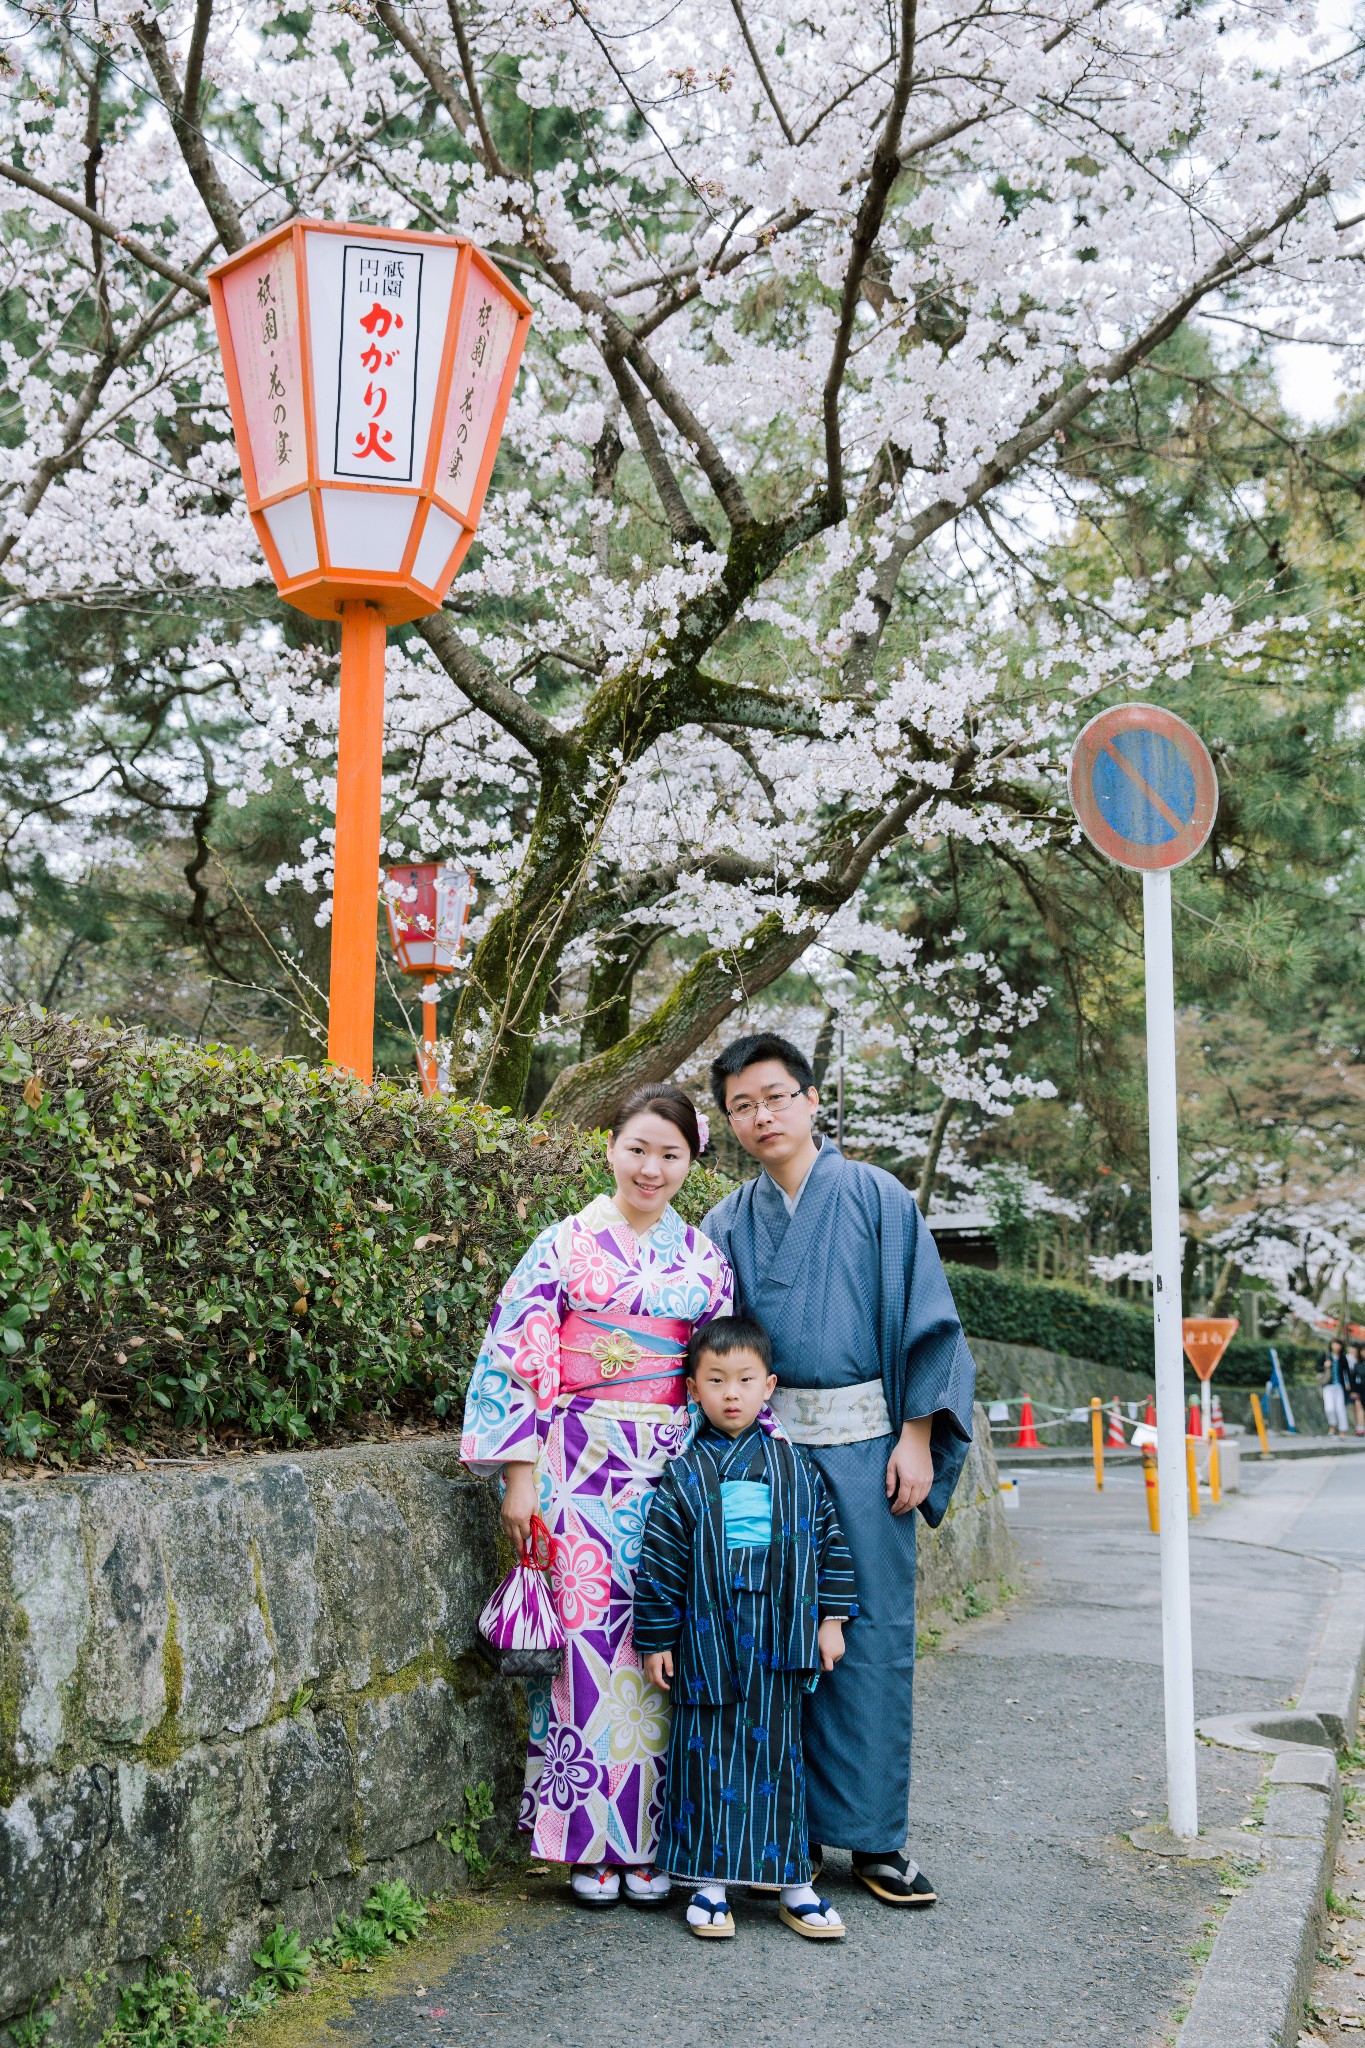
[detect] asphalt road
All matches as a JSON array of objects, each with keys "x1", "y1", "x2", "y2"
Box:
[{"x1": 302, "y1": 1455, "x2": 1363, "y2": 2048}]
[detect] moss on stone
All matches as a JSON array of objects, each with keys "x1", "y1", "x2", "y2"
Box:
[{"x1": 140, "y1": 1595, "x2": 183, "y2": 1768}]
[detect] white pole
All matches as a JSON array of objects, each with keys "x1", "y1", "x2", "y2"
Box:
[
  {"x1": 1143, "y1": 868, "x2": 1199, "y2": 1839},
  {"x1": 1201, "y1": 1379, "x2": 1212, "y2": 1439}
]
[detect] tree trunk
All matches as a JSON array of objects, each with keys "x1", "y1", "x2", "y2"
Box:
[
  {"x1": 1209, "y1": 1255, "x2": 1242, "y2": 1316},
  {"x1": 540, "y1": 912, "x2": 816, "y2": 1127},
  {"x1": 580, "y1": 927, "x2": 651, "y2": 1061},
  {"x1": 915, "y1": 1095, "x2": 955, "y2": 1215}
]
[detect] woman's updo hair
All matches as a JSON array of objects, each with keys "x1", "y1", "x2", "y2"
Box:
[{"x1": 609, "y1": 1082, "x2": 703, "y2": 1160}]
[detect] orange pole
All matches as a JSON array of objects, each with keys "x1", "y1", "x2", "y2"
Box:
[
  {"x1": 328, "y1": 602, "x2": 387, "y2": 1083},
  {"x1": 1142, "y1": 1448, "x2": 1160, "y2": 1532},
  {"x1": 1185, "y1": 1435, "x2": 1200, "y2": 1517},
  {"x1": 1250, "y1": 1391, "x2": 1270, "y2": 1455},
  {"x1": 1090, "y1": 1396, "x2": 1104, "y2": 1492},
  {"x1": 421, "y1": 998, "x2": 438, "y2": 1097},
  {"x1": 1208, "y1": 1432, "x2": 1221, "y2": 1505}
]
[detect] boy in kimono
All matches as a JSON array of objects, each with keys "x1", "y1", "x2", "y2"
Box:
[{"x1": 634, "y1": 1316, "x2": 857, "y2": 1940}]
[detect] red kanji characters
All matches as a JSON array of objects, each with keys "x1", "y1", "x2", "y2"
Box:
[{"x1": 354, "y1": 422, "x2": 395, "y2": 461}]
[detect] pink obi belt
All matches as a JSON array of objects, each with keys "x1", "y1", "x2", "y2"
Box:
[{"x1": 559, "y1": 1309, "x2": 690, "y2": 1406}]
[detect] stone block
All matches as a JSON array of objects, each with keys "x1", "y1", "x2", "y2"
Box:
[
  {"x1": 82, "y1": 1483, "x2": 170, "y2": 1745},
  {"x1": 152, "y1": 1476, "x2": 275, "y2": 1741},
  {"x1": 236, "y1": 1461, "x2": 322, "y2": 1700},
  {"x1": 114, "y1": 1744, "x2": 260, "y2": 1956},
  {"x1": 312, "y1": 1467, "x2": 431, "y2": 1687},
  {"x1": 0, "y1": 1767, "x2": 116, "y2": 2008},
  {"x1": 354, "y1": 1678, "x2": 462, "y2": 1861},
  {"x1": 255, "y1": 1711, "x2": 354, "y2": 1900},
  {"x1": 0, "y1": 1489, "x2": 89, "y2": 1773}
]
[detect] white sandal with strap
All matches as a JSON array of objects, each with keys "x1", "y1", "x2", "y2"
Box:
[{"x1": 569, "y1": 1863, "x2": 621, "y2": 1908}]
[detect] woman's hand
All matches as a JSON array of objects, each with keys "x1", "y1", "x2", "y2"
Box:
[
  {"x1": 500, "y1": 1462, "x2": 539, "y2": 1553},
  {"x1": 818, "y1": 1618, "x2": 846, "y2": 1672},
  {"x1": 643, "y1": 1650, "x2": 673, "y2": 1691}
]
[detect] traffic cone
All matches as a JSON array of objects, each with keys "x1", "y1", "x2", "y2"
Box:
[
  {"x1": 1016, "y1": 1399, "x2": 1041, "y2": 1449},
  {"x1": 1212, "y1": 1394, "x2": 1225, "y2": 1439},
  {"x1": 1107, "y1": 1399, "x2": 1126, "y2": 1448},
  {"x1": 1144, "y1": 1396, "x2": 1157, "y2": 1430},
  {"x1": 1188, "y1": 1395, "x2": 1202, "y2": 1438}
]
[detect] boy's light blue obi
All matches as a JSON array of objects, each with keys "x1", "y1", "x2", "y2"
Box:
[{"x1": 721, "y1": 1479, "x2": 772, "y2": 1550}]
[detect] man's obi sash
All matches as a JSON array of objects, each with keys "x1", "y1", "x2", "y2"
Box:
[
  {"x1": 769, "y1": 1377, "x2": 893, "y2": 1446},
  {"x1": 559, "y1": 1309, "x2": 689, "y2": 1407}
]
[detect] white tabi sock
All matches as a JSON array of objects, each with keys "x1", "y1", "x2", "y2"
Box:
[
  {"x1": 686, "y1": 1883, "x2": 728, "y2": 1928},
  {"x1": 780, "y1": 1883, "x2": 841, "y2": 1927}
]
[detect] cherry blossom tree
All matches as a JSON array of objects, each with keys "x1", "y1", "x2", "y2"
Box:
[{"x1": 3, "y1": 0, "x2": 1363, "y2": 1115}]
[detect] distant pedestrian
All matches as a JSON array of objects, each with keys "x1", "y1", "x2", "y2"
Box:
[
  {"x1": 1344, "y1": 1343, "x2": 1365, "y2": 1437},
  {"x1": 1319, "y1": 1338, "x2": 1350, "y2": 1436}
]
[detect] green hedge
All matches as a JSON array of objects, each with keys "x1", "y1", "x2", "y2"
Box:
[
  {"x1": 0, "y1": 1008, "x2": 731, "y2": 1466},
  {"x1": 944, "y1": 1262, "x2": 1318, "y2": 1382}
]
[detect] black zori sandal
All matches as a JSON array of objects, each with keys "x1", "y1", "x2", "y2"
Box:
[{"x1": 852, "y1": 1852, "x2": 936, "y2": 1905}]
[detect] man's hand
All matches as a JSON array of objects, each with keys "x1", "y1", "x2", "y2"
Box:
[
  {"x1": 643, "y1": 1650, "x2": 674, "y2": 1691},
  {"x1": 499, "y1": 1461, "x2": 539, "y2": 1553},
  {"x1": 885, "y1": 1417, "x2": 933, "y2": 1516},
  {"x1": 818, "y1": 1617, "x2": 846, "y2": 1672}
]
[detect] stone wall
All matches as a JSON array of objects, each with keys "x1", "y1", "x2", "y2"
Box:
[{"x1": 0, "y1": 1414, "x2": 1010, "y2": 2040}]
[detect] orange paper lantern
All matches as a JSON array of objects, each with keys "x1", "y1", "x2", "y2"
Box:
[{"x1": 209, "y1": 220, "x2": 531, "y2": 625}]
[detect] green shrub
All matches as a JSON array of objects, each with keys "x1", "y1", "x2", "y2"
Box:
[
  {"x1": 248, "y1": 1928, "x2": 311, "y2": 1994},
  {"x1": 945, "y1": 1263, "x2": 1318, "y2": 1383},
  {"x1": 360, "y1": 1879, "x2": 426, "y2": 1944},
  {"x1": 96, "y1": 1963, "x2": 228, "y2": 2048},
  {"x1": 0, "y1": 1007, "x2": 731, "y2": 1465}
]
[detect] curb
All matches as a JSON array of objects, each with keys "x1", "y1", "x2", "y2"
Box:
[{"x1": 1174, "y1": 1567, "x2": 1365, "y2": 2048}]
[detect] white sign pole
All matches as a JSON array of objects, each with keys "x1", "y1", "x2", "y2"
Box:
[{"x1": 1143, "y1": 867, "x2": 1199, "y2": 1839}]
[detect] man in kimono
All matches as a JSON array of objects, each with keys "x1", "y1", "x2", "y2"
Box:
[{"x1": 703, "y1": 1032, "x2": 975, "y2": 1907}]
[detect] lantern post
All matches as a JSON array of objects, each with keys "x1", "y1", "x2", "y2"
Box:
[
  {"x1": 383, "y1": 860, "x2": 474, "y2": 1095},
  {"x1": 208, "y1": 222, "x2": 531, "y2": 1083}
]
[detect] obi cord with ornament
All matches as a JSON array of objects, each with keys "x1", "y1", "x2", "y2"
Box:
[{"x1": 461, "y1": 1193, "x2": 733, "y2": 1866}]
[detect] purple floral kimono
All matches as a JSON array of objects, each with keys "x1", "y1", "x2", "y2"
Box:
[{"x1": 462, "y1": 1193, "x2": 733, "y2": 1866}]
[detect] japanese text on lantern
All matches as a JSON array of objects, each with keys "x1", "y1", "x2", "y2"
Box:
[
  {"x1": 435, "y1": 276, "x2": 517, "y2": 520},
  {"x1": 222, "y1": 241, "x2": 305, "y2": 499},
  {"x1": 334, "y1": 244, "x2": 423, "y2": 483}
]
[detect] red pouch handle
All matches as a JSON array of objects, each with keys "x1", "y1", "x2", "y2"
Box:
[{"x1": 522, "y1": 1513, "x2": 555, "y2": 1573}]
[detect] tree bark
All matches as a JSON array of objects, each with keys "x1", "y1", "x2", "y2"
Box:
[{"x1": 915, "y1": 1095, "x2": 955, "y2": 1214}]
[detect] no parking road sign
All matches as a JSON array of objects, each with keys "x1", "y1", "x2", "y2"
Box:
[
  {"x1": 1067, "y1": 702, "x2": 1221, "y2": 1844},
  {"x1": 1069, "y1": 704, "x2": 1218, "y2": 871}
]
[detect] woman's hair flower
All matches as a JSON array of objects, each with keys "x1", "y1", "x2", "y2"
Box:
[{"x1": 695, "y1": 1111, "x2": 710, "y2": 1154}]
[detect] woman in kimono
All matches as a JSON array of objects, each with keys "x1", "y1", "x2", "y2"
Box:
[{"x1": 461, "y1": 1083, "x2": 732, "y2": 1910}]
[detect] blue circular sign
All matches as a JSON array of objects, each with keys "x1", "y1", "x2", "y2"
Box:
[{"x1": 1070, "y1": 706, "x2": 1219, "y2": 872}]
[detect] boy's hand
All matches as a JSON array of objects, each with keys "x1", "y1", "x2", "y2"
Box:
[
  {"x1": 643, "y1": 1651, "x2": 673, "y2": 1691},
  {"x1": 818, "y1": 1618, "x2": 846, "y2": 1672}
]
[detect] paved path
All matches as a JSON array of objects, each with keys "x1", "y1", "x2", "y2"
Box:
[{"x1": 292, "y1": 1457, "x2": 1365, "y2": 2048}]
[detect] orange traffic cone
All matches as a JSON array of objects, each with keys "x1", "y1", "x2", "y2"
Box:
[
  {"x1": 1211, "y1": 1394, "x2": 1225, "y2": 1439},
  {"x1": 1016, "y1": 1399, "x2": 1041, "y2": 1449},
  {"x1": 1144, "y1": 1396, "x2": 1157, "y2": 1430},
  {"x1": 1107, "y1": 1399, "x2": 1126, "y2": 1448},
  {"x1": 1188, "y1": 1396, "x2": 1202, "y2": 1438}
]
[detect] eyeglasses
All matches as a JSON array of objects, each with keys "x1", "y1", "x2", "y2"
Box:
[{"x1": 724, "y1": 1086, "x2": 809, "y2": 1124}]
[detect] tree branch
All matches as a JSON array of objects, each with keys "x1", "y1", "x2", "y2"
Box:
[
  {"x1": 823, "y1": 0, "x2": 919, "y2": 516},
  {"x1": 843, "y1": 171, "x2": 1332, "y2": 682},
  {"x1": 132, "y1": 7, "x2": 246, "y2": 252},
  {"x1": 414, "y1": 611, "x2": 561, "y2": 760},
  {"x1": 729, "y1": 0, "x2": 795, "y2": 144},
  {"x1": 0, "y1": 161, "x2": 211, "y2": 301},
  {"x1": 609, "y1": 357, "x2": 713, "y2": 548}
]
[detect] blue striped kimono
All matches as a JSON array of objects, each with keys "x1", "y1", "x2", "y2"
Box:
[
  {"x1": 704, "y1": 1139, "x2": 976, "y2": 1852},
  {"x1": 633, "y1": 1421, "x2": 856, "y2": 1885}
]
